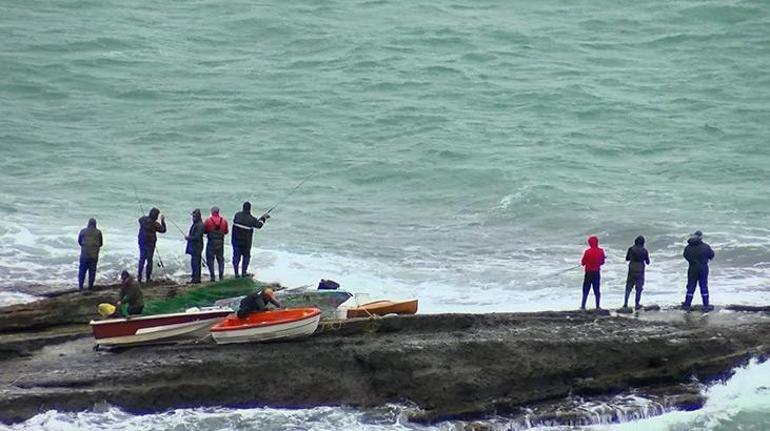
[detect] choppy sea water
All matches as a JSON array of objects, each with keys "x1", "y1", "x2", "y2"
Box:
[
  {"x1": 1, "y1": 0, "x2": 769, "y2": 428},
  {"x1": 3, "y1": 360, "x2": 770, "y2": 431}
]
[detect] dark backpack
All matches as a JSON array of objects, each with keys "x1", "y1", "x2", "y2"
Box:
[{"x1": 317, "y1": 279, "x2": 340, "y2": 290}]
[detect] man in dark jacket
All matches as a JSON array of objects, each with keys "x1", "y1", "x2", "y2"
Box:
[
  {"x1": 185, "y1": 209, "x2": 205, "y2": 284},
  {"x1": 682, "y1": 230, "x2": 715, "y2": 311},
  {"x1": 231, "y1": 201, "x2": 270, "y2": 277},
  {"x1": 77, "y1": 218, "x2": 103, "y2": 290},
  {"x1": 137, "y1": 207, "x2": 166, "y2": 284},
  {"x1": 203, "y1": 206, "x2": 228, "y2": 282},
  {"x1": 624, "y1": 235, "x2": 650, "y2": 309},
  {"x1": 118, "y1": 270, "x2": 144, "y2": 316},
  {"x1": 237, "y1": 288, "x2": 282, "y2": 319}
]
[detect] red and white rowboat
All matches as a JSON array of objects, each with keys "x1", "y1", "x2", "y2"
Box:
[
  {"x1": 90, "y1": 308, "x2": 232, "y2": 347},
  {"x1": 210, "y1": 307, "x2": 321, "y2": 345}
]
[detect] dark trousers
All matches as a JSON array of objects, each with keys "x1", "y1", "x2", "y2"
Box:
[
  {"x1": 581, "y1": 271, "x2": 601, "y2": 309},
  {"x1": 206, "y1": 244, "x2": 224, "y2": 281},
  {"x1": 684, "y1": 266, "x2": 709, "y2": 306},
  {"x1": 137, "y1": 245, "x2": 155, "y2": 283},
  {"x1": 190, "y1": 248, "x2": 202, "y2": 283},
  {"x1": 78, "y1": 256, "x2": 98, "y2": 290},
  {"x1": 624, "y1": 271, "x2": 644, "y2": 307},
  {"x1": 232, "y1": 245, "x2": 251, "y2": 276},
  {"x1": 237, "y1": 307, "x2": 252, "y2": 319}
]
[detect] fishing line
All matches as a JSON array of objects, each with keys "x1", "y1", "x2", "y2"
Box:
[{"x1": 265, "y1": 172, "x2": 317, "y2": 215}]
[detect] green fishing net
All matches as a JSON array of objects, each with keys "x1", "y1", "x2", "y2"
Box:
[{"x1": 142, "y1": 277, "x2": 262, "y2": 315}]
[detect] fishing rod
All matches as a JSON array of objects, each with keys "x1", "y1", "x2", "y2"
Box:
[
  {"x1": 132, "y1": 185, "x2": 165, "y2": 270},
  {"x1": 168, "y1": 213, "x2": 208, "y2": 268},
  {"x1": 167, "y1": 217, "x2": 186, "y2": 237},
  {"x1": 530, "y1": 264, "x2": 581, "y2": 282},
  {"x1": 265, "y1": 173, "x2": 316, "y2": 215},
  {"x1": 552, "y1": 265, "x2": 581, "y2": 276}
]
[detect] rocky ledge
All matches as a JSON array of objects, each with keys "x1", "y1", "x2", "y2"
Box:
[{"x1": 0, "y1": 288, "x2": 769, "y2": 426}]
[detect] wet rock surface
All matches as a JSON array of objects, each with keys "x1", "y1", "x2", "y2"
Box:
[
  {"x1": 1, "y1": 291, "x2": 769, "y2": 426},
  {"x1": 0, "y1": 280, "x2": 181, "y2": 334}
]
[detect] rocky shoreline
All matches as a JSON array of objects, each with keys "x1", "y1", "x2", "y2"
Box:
[{"x1": 1, "y1": 283, "x2": 769, "y2": 426}]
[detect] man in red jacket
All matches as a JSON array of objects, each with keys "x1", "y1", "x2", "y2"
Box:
[
  {"x1": 203, "y1": 207, "x2": 229, "y2": 282},
  {"x1": 581, "y1": 236, "x2": 606, "y2": 310}
]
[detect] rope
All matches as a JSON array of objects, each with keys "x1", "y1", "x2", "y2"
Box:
[{"x1": 317, "y1": 320, "x2": 344, "y2": 333}]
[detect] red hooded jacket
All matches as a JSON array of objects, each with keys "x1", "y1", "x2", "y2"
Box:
[{"x1": 581, "y1": 236, "x2": 605, "y2": 272}]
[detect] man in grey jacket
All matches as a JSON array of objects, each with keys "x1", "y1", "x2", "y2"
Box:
[{"x1": 78, "y1": 218, "x2": 103, "y2": 290}]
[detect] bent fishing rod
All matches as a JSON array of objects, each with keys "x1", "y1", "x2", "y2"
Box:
[{"x1": 264, "y1": 173, "x2": 316, "y2": 215}]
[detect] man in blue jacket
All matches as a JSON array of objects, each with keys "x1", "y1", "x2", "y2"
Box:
[
  {"x1": 682, "y1": 230, "x2": 715, "y2": 311},
  {"x1": 185, "y1": 209, "x2": 204, "y2": 284}
]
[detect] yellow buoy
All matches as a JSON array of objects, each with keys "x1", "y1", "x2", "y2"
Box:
[{"x1": 97, "y1": 303, "x2": 116, "y2": 318}]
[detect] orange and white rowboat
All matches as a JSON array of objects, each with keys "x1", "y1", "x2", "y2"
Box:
[{"x1": 210, "y1": 307, "x2": 321, "y2": 344}]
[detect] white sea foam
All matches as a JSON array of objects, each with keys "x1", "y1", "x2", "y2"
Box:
[
  {"x1": 0, "y1": 290, "x2": 38, "y2": 307},
  {"x1": 586, "y1": 359, "x2": 770, "y2": 431},
  {"x1": 0, "y1": 405, "x2": 445, "y2": 431},
  {"x1": 1, "y1": 222, "x2": 770, "y2": 313}
]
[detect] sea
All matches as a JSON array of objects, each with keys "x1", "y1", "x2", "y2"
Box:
[{"x1": 1, "y1": 0, "x2": 769, "y2": 429}]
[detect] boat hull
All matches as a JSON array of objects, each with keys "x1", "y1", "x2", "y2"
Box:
[
  {"x1": 211, "y1": 308, "x2": 321, "y2": 345},
  {"x1": 90, "y1": 309, "x2": 231, "y2": 346},
  {"x1": 347, "y1": 299, "x2": 418, "y2": 318}
]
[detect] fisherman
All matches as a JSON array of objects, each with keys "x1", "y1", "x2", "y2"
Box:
[
  {"x1": 580, "y1": 236, "x2": 605, "y2": 310},
  {"x1": 682, "y1": 230, "x2": 715, "y2": 311},
  {"x1": 77, "y1": 218, "x2": 103, "y2": 290},
  {"x1": 185, "y1": 209, "x2": 205, "y2": 284},
  {"x1": 231, "y1": 201, "x2": 270, "y2": 278},
  {"x1": 237, "y1": 287, "x2": 282, "y2": 319},
  {"x1": 203, "y1": 206, "x2": 228, "y2": 282},
  {"x1": 624, "y1": 235, "x2": 650, "y2": 310},
  {"x1": 117, "y1": 270, "x2": 144, "y2": 316},
  {"x1": 137, "y1": 207, "x2": 166, "y2": 284}
]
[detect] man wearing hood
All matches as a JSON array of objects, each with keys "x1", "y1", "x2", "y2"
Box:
[
  {"x1": 580, "y1": 236, "x2": 605, "y2": 310},
  {"x1": 137, "y1": 207, "x2": 166, "y2": 284},
  {"x1": 231, "y1": 201, "x2": 270, "y2": 278},
  {"x1": 203, "y1": 206, "x2": 229, "y2": 282},
  {"x1": 682, "y1": 230, "x2": 715, "y2": 311},
  {"x1": 624, "y1": 235, "x2": 650, "y2": 309},
  {"x1": 77, "y1": 218, "x2": 103, "y2": 290},
  {"x1": 117, "y1": 270, "x2": 144, "y2": 316},
  {"x1": 185, "y1": 209, "x2": 205, "y2": 284}
]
